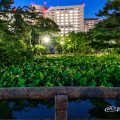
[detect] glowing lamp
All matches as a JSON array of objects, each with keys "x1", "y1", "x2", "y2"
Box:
[{"x1": 43, "y1": 36, "x2": 50, "y2": 44}]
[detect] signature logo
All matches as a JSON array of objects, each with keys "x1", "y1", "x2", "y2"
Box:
[{"x1": 105, "y1": 106, "x2": 120, "y2": 112}]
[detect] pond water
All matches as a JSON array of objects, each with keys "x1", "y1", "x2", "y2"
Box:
[
  {"x1": 0, "y1": 99, "x2": 120, "y2": 120},
  {"x1": 68, "y1": 99, "x2": 120, "y2": 120}
]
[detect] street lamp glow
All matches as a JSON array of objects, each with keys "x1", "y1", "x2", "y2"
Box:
[{"x1": 43, "y1": 36, "x2": 50, "y2": 44}]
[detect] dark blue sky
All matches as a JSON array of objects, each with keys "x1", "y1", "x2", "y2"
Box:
[{"x1": 14, "y1": 0, "x2": 107, "y2": 18}]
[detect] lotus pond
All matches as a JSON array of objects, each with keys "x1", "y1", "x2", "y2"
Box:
[{"x1": 0, "y1": 54, "x2": 120, "y2": 87}]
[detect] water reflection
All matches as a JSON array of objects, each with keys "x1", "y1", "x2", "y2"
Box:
[
  {"x1": 0, "y1": 99, "x2": 54, "y2": 120},
  {"x1": 91, "y1": 99, "x2": 120, "y2": 119},
  {"x1": 68, "y1": 98, "x2": 120, "y2": 120},
  {"x1": 0, "y1": 99, "x2": 120, "y2": 120}
]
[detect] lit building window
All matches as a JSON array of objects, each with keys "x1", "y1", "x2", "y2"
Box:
[
  {"x1": 74, "y1": 10, "x2": 79, "y2": 12},
  {"x1": 56, "y1": 11, "x2": 60, "y2": 14},
  {"x1": 75, "y1": 16, "x2": 78, "y2": 18},
  {"x1": 74, "y1": 28, "x2": 78, "y2": 30},
  {"x1": 65, "y1": 22, "x2": 68, "y2": 25},
  {"x1": 65, "y1": 14, "x2": 68, "y2": 16},
  {"x1": 57, "y1": 16, "x2": 60, "y2": 19},
  {"x1": 69, "y1": 10, "x2": 73, "y2": 13},
  {"x1": 70, "y1": 22, "x2": 74, "y2": 25},
  {"x1": 74, "y1": 19, "x2": 79, "y2": 21},
  {"x1": 65, "y1": 23, "x2": 68, "y2": 25},
  {"x1": 65, "y1": 28, "x2": 68, "y2": 30},
  {"x1": 74, "y1": 25, "x2": 78, "y2": 27},
  {"x1": 74, "y1": 13, "x2": 78, "y2": 16},
  {"x1": 69, "y1": 19, "x2": 73, "y2": 21},
  {"x1": 61, "y1": 14, "x2": 64, "y2": 16},
  {"x1": 69, "y1": 14, "x2": 73, "y2": 16},
  {"x1": 74, "y1": 22, "x2": 78, "y2": 24},
  {"x1": 70, "y1": 16, "x2": 73, "y2": 19}
]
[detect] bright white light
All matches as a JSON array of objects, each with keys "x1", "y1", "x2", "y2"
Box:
[{"x1": 43, "y1": 36, "x2": 50, "y2": 44}]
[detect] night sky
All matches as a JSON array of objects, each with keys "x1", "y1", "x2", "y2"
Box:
[{"x1": 14, "y1": 0, "x2": 107, "y2": 18}]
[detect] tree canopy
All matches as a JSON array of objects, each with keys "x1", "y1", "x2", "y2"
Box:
[
  {"x1": 0, "y1": 1, "x2": 60, "y2": 62},
  {"x1": 0, "y1": 0, "x2": 14, "y2": 11},
  {"x1": 89, "y1": 0, "x2": 120, "y2": 53}
]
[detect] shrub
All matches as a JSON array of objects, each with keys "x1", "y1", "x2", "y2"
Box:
[{"x1": 0, "y1": 54, "x2": 120, "y2": 87}]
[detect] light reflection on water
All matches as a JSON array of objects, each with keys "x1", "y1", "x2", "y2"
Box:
[{"x1": 0, "y1": 99, "x2": 120, "y2": 120}]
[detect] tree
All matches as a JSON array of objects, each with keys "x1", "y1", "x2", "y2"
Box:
[
  {"x1": 11, "y1": 6, "x2": 60, "y2": 47},
  {"x1": 0, "y1": 3, "x2": 60, "y2": 62},
  {"x1": 63, "y1": 32, "x2": 93, "y2": 54},
  {"x1": 0, "y1": 0, "x2": 14, "y2": 11},
  {"x1": 50, "y1": 35, "x2": 63, "y2": 54},
  {"x1": 0, "y1": 0, "x2": 18, "y2": 62},
  {"x1": 90, "y1": 0, "x2": 120, "y2": 53},
  {"x1": 32, "y1": 16, "x2": 60, "y2": 46}
]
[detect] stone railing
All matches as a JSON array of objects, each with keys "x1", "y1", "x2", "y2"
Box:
[{"x1": 0, "y1": 87, "x2": 120, "y2": 120}]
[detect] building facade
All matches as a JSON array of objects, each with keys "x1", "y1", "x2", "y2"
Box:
[
  {"x1": 84, "y1": 18, "x2": 101, "y2": 32},
  {"x1": 32, "y1": 4, "x2": 101, "y2": 34},
  {"x1": 46, "y1": 5, "x2": 85, "y2": 36}
]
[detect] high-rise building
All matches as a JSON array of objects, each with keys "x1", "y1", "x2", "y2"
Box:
[
  {"x1": 84, "y1": 18, "x2": 101, "y2": 32},
  {"x1": 45, "y1": 4, "x2": 85, "y2": 36},
  {"x1": 32, "y1": 4, "x2": 101, "y2": 35}
]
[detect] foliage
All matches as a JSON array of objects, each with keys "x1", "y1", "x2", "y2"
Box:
[
  {"x1": 63, "y1": 32, "x2": 94, "y2": 54},
  {"x1": 0, "y1": 54, "x2": 120, "y2": 87},
  {"x1": 50, "y1": 35, "x2": 63, "y2": 54},
  {"x1": 0, "y1": 0, "x2": 14, "y2": 11},
  {"x1": 89, "y1": 0, "x2": 120, "y2": 53},
  {"x1": 34, "y1": 45, "x2": 48, "y2": 55},
  {"x1": 0, "y1": 4, "x2": 60, "y2": 63}
]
